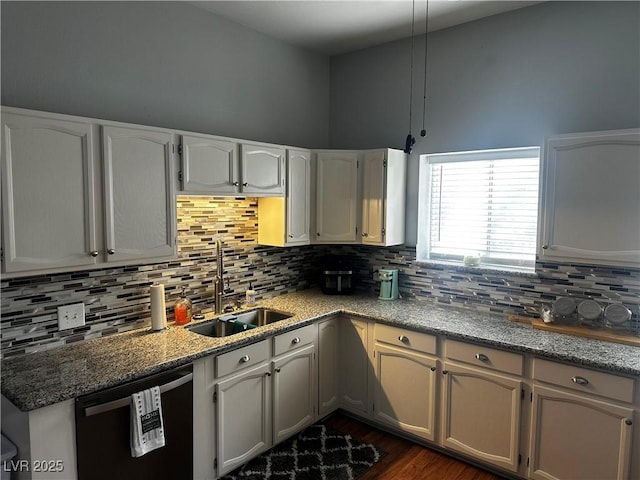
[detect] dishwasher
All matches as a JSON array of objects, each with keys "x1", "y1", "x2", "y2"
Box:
[{"x1": 75, "y1": 364, "x2": 193, "y2": 480}]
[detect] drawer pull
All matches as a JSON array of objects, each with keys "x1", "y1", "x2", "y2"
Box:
[
  {"x1": 571, "y1": 376, "x2": 589, "y2": 385},
  {"x1": 475, "y1": 353, "x2": 489, "y2": 362},
  {"x1": 291, "y1": 337, "x2": 301, "y2": 345},
  {"x1": 398, "y1": 335, "x2": 409, "y2": 344},
  {"x1": 239, "y1": 355, "x2": 250, "y2": 363}
]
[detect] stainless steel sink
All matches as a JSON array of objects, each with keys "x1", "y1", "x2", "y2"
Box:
[{"x1": 186, "y1": 308, "x2": 292, "y2": 338}]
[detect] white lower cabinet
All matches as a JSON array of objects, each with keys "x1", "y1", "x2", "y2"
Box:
[
  {"x1": 372, "y1": 324, "x2": 438, "y2": 441},
  {"x1": 213, "y1": 325, "x2": 316, "y2": 478},
  {"x1": 529, "y1": 358, "x2": 635, "y2": 480},
  {"x1": 441, "y1": 340, "x2": 524, "y2": 473},
  {"x1": 339, "y1": 316, "x2": 371, "y2": 416}
]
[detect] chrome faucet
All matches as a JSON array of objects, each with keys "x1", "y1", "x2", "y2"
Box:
[
  {"x1": 214, "y1": 240, "x2": 224, "y2": 314},
  {"x1": 213, "y1": 240, "x2": 234, "y2": 314}
]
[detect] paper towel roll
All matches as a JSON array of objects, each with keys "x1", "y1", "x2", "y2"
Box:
[{"x1": 150, "y1": 284, "x2": 167, "y2": 331}]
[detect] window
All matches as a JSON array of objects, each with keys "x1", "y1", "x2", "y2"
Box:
[{"x1": 417, "y1": 146, "x2": 540, "y2": 271}]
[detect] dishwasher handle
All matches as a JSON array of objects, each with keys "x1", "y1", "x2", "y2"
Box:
[{"x1": 83, "y1": 372, "x2": 193, "y2": 417}]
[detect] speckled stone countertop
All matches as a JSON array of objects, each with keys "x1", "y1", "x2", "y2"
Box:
[{"x1": 2, "y1": 289, "x2": 639, "y2": 412}]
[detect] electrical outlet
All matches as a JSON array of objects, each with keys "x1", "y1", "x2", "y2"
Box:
[{"x1": 57, "y1": 303, "x2": 85, "y2": 330}]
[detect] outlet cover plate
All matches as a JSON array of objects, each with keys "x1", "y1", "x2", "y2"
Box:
[{"x1": 57, "y1": 303, "x2": 85, "y2": 330}]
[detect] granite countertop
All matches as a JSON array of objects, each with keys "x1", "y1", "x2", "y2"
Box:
[{"x1": 2, "y1": 289, "x2": 639, "y2": 412}]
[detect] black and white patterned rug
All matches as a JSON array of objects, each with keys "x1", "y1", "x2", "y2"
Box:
[{"x1": 221, "y1": 423, "x2": 385, "y2": 480}]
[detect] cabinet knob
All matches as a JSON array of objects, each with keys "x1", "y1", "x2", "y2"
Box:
[
  {"x1": 430, "y1": 366, "x2": 436, "y2": 372},
  {"x1": 242, "y1": 182, "x2": 248, "y2": 187},
  {"x1": 233, "y1": 181, "x2": 240, "y2": 186},
  {"x1": 442, "y1": 370, "x2": 449, "y2": 375},
  {"x1": 291, "y1": 337, "x2": 300, "y2": 345},
  {"x1": 288, "y1": 234, "x2": 294, "y2": 238},
  {"x1": 90, "y1": 251, "x2": 99, "y2": 257},
  {"x1": 317, "y1": 232, "x2": 320, "y2": 237},
  {"x1": 625, "y1": 419, "x2": 633, "y2": 426},
  {"x1": 398, "y1": 335, "x2": 409, "y2": 344},
  {"x1": 362, "y1": 232, "x2": 369, "y2": 237},
  {"x1": 275, "y1": 368, "x2": 281, "y2": 373},
  {"x1": 542, "y1": 244, "x2": 549, "y2": 250},
  {"x1": 571, "y1": 375, "x2": 589, "y2": 385},
  {"x1": 239, "y1": 355, "x2": 250, "y2": 363},
  {"x1": 475, "y1": 353, "x2": 489, "y2": 362},
  {"x1": 107, "y1": 249, "x2": 115, "y2": 255},
  {"x1": 265, "y1": 372, "x2": 272, "y2": 377}
]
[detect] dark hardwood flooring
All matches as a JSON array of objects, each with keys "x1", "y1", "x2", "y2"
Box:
[{"x1": 324, "y1": 413, "x2": 506, "y2": 480}]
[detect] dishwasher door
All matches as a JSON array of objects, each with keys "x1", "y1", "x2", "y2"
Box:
[{"x1": 75, "y1": 365, "x2": 193, "y2": 480}]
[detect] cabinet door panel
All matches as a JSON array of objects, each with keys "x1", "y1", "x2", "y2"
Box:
[
  {"x1": 216, "y1": 363, "x2": 272, "y2": 476},
  {"x1": 181, "y1": 135, "x2": 239, "y2": 193},
  {"x1": 241, "y1": 144, "x2": 285, "y2": 195},
  {"x1": 2, "y1": 114, "x2": 98, "y2": 272},
  {"x1": 339, "y1": 317, "x2": 370, "y2": 415},
  {"x1": 361, "y1": 150, "x2": 386, "y2": 245},
  {"x1": 539, "y1": 129, "x2": 640, "y2": 266},
  {"x1": 374, "y1": 343, "x2": 437, "y2": 441},
  {"x1": 318, "y1": 317, "x2": 339, "y2": 416},
  {"x1": 102, "y1": 126, "x2": 175, "y2": 262},
  {"x1": 272, "y1": 344, "x2": 316, "y2": 444},
  {"x1": 286, "y1": 149, "x2": 311, "y2": 244},
  {"x1": 529, "y1": 385, "x2": 633, "y2": 480},
  {"x1": 441, "y1": 361, "x2": 522, "y2": 472},
  {"x1": 316, "y1": 152, "x2": 358, "y2": 242}
]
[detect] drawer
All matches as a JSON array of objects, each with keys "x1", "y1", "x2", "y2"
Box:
[
  {"x1": 216, "y1": 339, "x2": 269, "y2": 378},
  {"x1": 445, "y1": 339, "x2": 523, "y2": 376},
  {"x1": 533, "y1": 358, "x2": 635, "y2": 404},
  {"x1": 375, "y1": 323, "x2": 436, "y2": 354},
  {"x1": 274, "y1": 324, "x2": 316, "y2": 357}
]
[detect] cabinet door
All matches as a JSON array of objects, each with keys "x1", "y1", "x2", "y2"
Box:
[
  {"x1": 1, "y1": 113, "x2": 99, "y2": 273},
  {"x1": 529, "y1": 384, "x2": 633, "y2": 480},
  {"x1": 102, "y1": 125, "x2": 175, "y2": 263},
  {"x1": 241, "y1": 144, "x2": 285, "y2": 196},
  {"x1": 181, "y1": 134, "x2": 239, "y2": 193},
  {"x1": 361, "y1": 150, "x2": 386, "y2": 245},
  {"x1": 441, "y1": 361, "x2": 522, "y2": 473},
  {"x1": 316, "y1": 152, "x2": 359, "y2": 243},
  {"x1": 318, "y1": 317, "x2": 339, "y2": 417},
  {"x1": 539, "y1": 129, "x2": 640, "y2": 266},
  {"x1": 339, "y1": 317, "x2": 370, "y2": 416},
  {"x1": 286, "y1": 149, "x2": 311, "y2": 245},
  {"x1": 272, "y1": 344, "x2": 316, "y2": 444},
  {"x1": 216, "y1": 362, "x2": 272, "y2": 476},
  {"x1": 373, "y1": 342, "x2": 437, "y2": 441}
]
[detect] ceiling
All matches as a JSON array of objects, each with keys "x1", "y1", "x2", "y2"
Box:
[{"x1": 191, "y1": 0, "x2": 543, "y2": 56}]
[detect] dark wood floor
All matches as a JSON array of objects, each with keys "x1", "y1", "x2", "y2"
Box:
[{"x1": 324, "y1": 413, "x2": 505, "y2": 480}]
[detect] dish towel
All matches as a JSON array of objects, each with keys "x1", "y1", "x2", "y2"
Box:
[
  {"x1": 232, "y1": 319, "x2": 258, "y2": 334},
  {"x1": 130, "y1": 386, "x2": 165, "y2": 457}
]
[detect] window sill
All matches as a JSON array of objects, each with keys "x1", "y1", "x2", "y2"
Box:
[{"x1": 414, "y1": 259, "x2": 538, "y2": 278}]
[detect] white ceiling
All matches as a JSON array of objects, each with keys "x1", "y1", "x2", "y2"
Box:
[{"x1": 191, "y1": 0, "x2": 543, "y2": 56}]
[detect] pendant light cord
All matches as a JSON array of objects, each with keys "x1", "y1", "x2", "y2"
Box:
[
  {"x1": 421, "y1": 0, "x2": 429, "y2": 136},
  {"x1": 408, "y1": 0, "x2": 416, "y2": 134}
]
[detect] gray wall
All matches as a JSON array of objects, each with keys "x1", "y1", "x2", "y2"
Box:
[
  {"x1": 1, "y1": 1, "x2": 330, "y2": 148},
  {"x1": 329, "y1": 1, "x2": 640, "y2": 245}
]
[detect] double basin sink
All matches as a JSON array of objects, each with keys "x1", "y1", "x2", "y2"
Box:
[{"x1": 187, "y1": 308, "x2": 292, "y2": 338}]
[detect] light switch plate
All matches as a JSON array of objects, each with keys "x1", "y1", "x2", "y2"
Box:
[{"x1": 57, "y1": 303, "x2": 85, "y2": 330}]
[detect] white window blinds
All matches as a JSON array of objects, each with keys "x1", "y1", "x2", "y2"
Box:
[{"x1": 419, "y1": 147, "x2": 540, "y2": 270}]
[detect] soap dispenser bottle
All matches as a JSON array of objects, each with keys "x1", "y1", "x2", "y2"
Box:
[
  {"x1": 174, "y1": 288, "x2": 192, "y2": 325},
  {"x1": 245, "y1": 282, "x2": 256, "y2": 305}
]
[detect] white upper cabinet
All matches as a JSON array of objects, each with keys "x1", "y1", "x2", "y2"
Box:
[
  {"x1": 179, "y1": 135, "x2": 285, "y2": 197},
  {"x1": 180, "y1": 134, "x2": 239, "y2": 193},
  {"x1": 1, "y1": 111, "x2": 100, "y2": 273},
  {"x1": 258, "y1": 149, "x2": 310, "y2": 247},
  {"x1": 102, "y1": 125, "x2": 175, "y2": 263},
  {"x1": 538, "y1": 129, "x2": 640, "y2": 266},
  {"x1": 361, "y1": 149, "x2": 406, "y2": 246},
  {"x1": 315, "y1": 151, "x2": 359, "y2": 243},
  {"x1": 1, "y1": 107, "x2": 177, "y2": 276},
  {"x1": 240, "y1": 143, "x2": 285, "y2": 196}
]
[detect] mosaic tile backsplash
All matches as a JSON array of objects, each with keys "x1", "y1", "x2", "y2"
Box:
[{"x1": 1, "y1": 197, "x2": 639, "y2": 358}]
